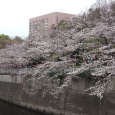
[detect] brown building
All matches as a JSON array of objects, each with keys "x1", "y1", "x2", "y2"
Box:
[{"x1": 29, "y1": 12, "x2": 75, "y2": 36}]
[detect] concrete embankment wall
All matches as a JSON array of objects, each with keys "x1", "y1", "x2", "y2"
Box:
[
  {"x1": 0, "y1": 74, "x2": 115, "y2": 115},
  {"x1": 0, "y1": 74, "x2": 66, "y2": 115},
  {"x1": 0, "y1": 74, "x2": 23, "y2": 104}
]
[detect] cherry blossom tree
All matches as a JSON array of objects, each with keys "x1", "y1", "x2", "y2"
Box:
[{"x1": 0, "y1": 0, "x2": 115, "y2": 100}]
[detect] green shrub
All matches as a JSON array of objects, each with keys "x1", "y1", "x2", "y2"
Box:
[
  {"x1": 77, "y1": 69, "x2": 95, "y2": 80},
  {"x1": 84, "y1": 38, "x2": 105, "y2": 45},
  {"x1": 81, "y1": 44, "x2": 87, "y2": 48},
  {"x1": 102, "y1": 62, "x2": 107, "y2": 66},
  {"x1": 89, "y1": 47, "x2": 95, "y2": 51},
  {"x1": 47, "y1": 70, "x2": 64, "y2": 77},
  {"x1": 58, "y1": 20, "x2": 65, "y2": 26}
]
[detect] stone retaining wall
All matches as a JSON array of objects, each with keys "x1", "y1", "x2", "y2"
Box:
[{"x1": 0, "y1": 74, "x2": 115, "y2": 115}]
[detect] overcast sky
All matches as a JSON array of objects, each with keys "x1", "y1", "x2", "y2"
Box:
[{"x1": 0, "y1": 0, "x2": 96, "y2": 39}]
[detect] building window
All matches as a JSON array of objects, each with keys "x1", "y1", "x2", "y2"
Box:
[
  {"x1": 38, "y1": 21, "x2": 40, "y2": 23},
  {"x1": 32, "y1": 25, "x2": 34, "y2": 28},
  {"x1": 65, "y1": 19, "x2": 68, "y2": 21},
  {"x1": 41, "y1": 20, "x2": 44, "y2": 22},
  {"x1": 29, "y1": 23, "x2": 31, "y2": 27},
  {"x1": 35, "y1": 24, "x2": 37, "y2": 30},
  {"x1": 45, "y1": 19, "x2": 47, "y2": 21}
]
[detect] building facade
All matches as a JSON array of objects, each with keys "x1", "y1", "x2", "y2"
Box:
[{"x1": 29, "y1": 12, "x2": 75, "y2": 36}]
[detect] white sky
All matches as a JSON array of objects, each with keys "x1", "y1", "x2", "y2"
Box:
[{"x1": 0, "y1": 0, "x2": 96, "y2": 39}]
